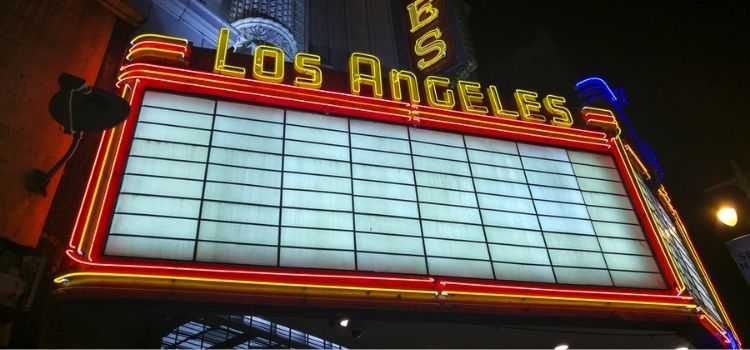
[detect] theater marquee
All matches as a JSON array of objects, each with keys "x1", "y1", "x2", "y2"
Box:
[{"x1": 55, "y1": 31, "x2": 740, "y2": 348}]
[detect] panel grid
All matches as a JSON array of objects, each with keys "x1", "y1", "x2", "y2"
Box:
[{"x1": 105, "y1": 90, "x2": 666, "y2": 289}]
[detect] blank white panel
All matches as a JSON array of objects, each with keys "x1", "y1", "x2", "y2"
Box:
[
  {"x1": 477, "y1": 193, "x2": 535, "y2": 214},
  {"x1": 284, "y1": 156, "x2": 349, "y2": 176},
  {"x1": 518, "y1": 143, "x2": 569, "y2": 161},
  {"x1": 539, "y1": 216, "x2": 594, "y2": 235},
  {"x1": 413, "y1": 156, "x2": 470, "y2": 176},
  {"x1": 217, "y1": 100, "x2": 284, "y2": 122},
  {"x1": 350, "y1": 119, "x2": 407, "y2": 139},
  {"x1": 416, "y1": 172, "x2": 474, "y2": 191},
  {"x1": 425, "y1": 238, "x2": 489, "y2": 260},
  {"x1": 464, "y1": 136, "x2": 517, "y2": 154},
  {"x1": 202, "y1": 201, "x2": 279, "y2": 225},
  {"x1": 135, "y1": 123, "x2": 211, "y2": 145},
  {"x1": 199, "y1": 221, "x2": 278, "y2": 245},
  {"x1": 422, "y1": 220, "x2": 485, "y2": 241},
  {"x1": 521, "y1": 157, "x2": 574, "y2": 175},
  {"x1": 419, "y1": 187, "x2": 477, "y2": 207},
  {"x1": 280, "y1": 248, "x2": 355, "y2": 270},
  {"x1": 534, "y1": 200, "x2": 589, "y2": 219},
  {"x1": 351, "y1": 134, "x2": 409, "y2": 153},
  {"x1": 567, "y1": 150, "x2": 616, "y2": 168},
  {"x1": 588, "y1": 206, "x2": 639, "y2": 224},
  {"x1": 139, "y1": 106, "x2": 212, "y2": 129},
  {"x1": 355, "y1": 180, "x2": 416, "y2": 201},
  {"x1": 286, "y1": 125, "x2": 349, "y2": 145},
  {"x1": 126, "y1": 157, "x2": 206, "y2": 180},
  {"x1": 543, "y1": 232, "x2": 600, "y2": 251},
  {"x1": 485, "y1": 227, "x2": 545, "y2": 247},
  {"x1": 529, "y1": 185, "x2": 583, "y2": 204},
  {"x1": 356, "y1": 233, "x2": 424, "y2": 255},
  {"x1": 604, "y1": 254, "x2": 659, "y2": 272},
  {"x1": 105, "y1": 235, "x2": 194, "y2": 260},
  {"x1": 420, "y1": 203, "x2": 481, "y2": 224},
  {"x1": 205, "y1": 182, "x2": 280, "y2": 206},
  {"x1": 482, "y1": 210, "x2": 540, "y2": 230},
  {"x1": 598, "y1": 237, "x2": 651, "y2": 255},
  {"x1": 494, "y1": 262, "x2": 555, "y2": 283},
  {"x1": 427, "y1": 257, "x2": 493, "y2": 279},
  {"x1": 283, "y1": 173, "x2": 350, "y2": 193},
  {"x1": 355, "y1": 197, "x2": 418, "y2": 217},
  {"x1": 121, "y1": 175, "x2": 203, "y2": 198},
  {"x1": 352, "y1": 149, "x2": 412, "y2": 168},
  {"x1": 214, "y1": 116, "x2": 283, "y2": 138},
  {"x1": 353, "y1": 164, "x2": 414, "y2": 184},
  {"x1": 488, "y1": 244, "x2": 550, "y2": 265},
  {"x1": 212, "y1": 132, "x2": 283, "y2": 154},
  {"x1": 592, "y1": 222, "x2": 646, "y2": 239},
  {"x1": 286, "y1": 110, "x2": 347, "y2": 131},
  {"x1": 549, "y1": 249, "x2": 607, "y2": 268},
  {"x1": 554, "y1": 267, "x2": 612, "y2": 286},
  {"x1": 196, "y1": 242, "x2": 277, "y2": 266},
  {"x1": 116, "y1": 194, "x2": 200, "y2": 218},
  {"x1": 582, "y1": 192, "x2": 632, "y2": 209},
  {"x1": 281, "y1": 208, "x2": 352, "y2": 230},
  {"x1": 467, "y1": 149, "x2": 522, "y2": 168},
  {"x1": 283, "y1": 190, "x2": 351, "y2": 211},
  {"x1": 208, "y1": 164, "x2": 281, "y2": 187},
  {"x1": 470, "y1": 163, "x2": 526, "y2": 182},
  {"x1": 572, "y1": 163, "x2": 621, "y2": 181},
  {"x1": 411, "y1": 142, "x2": 466, "y2": 161},
  {"x1": 474, "y1": 178, "x2": 530, "y2": 198},
  {"x1": 285, "y1": 140, "x2": 349, "y2": 161},
  {"x1": 111, "y1": 214, "x2": 197, "y2": 239},
  {"x1": 577, "y1": 178, "x2": 627, "y2": 195},
  {"x1": 610, "y1": 271, "x2": 666, "y2": 289},
  {"x1": 355, "y1": 214, "x2": 422, "y2": 236},
  {"x1": 357, "y1": 252, "x2": 427, "y2": 274},
  {"x1": 281, "y1": 227, "x2": 354, "y2": 249},
  {"x1": 525, "y1": 171, "x2": 579, "y2": 189},
  {"x1": 410, "y1": 128, "x2": 464, "y2": 147},
  {"x1": 130, "y1": 140, "x2": 208, "y2": 162},
  {"x1": 143, "y1": 91, "x2": 214, "y2": 114},
  {"x1": 210, "y1": 148, "x2": 282, "y2": 170}
]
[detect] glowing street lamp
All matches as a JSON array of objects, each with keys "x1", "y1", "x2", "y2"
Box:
[{"x1": 716, "y1": 207, "x2": 738, "y2": 227}]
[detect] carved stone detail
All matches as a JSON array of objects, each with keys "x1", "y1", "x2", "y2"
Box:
[{"x1": 231, "y1": 17, "x2": 298, "y2": 61}]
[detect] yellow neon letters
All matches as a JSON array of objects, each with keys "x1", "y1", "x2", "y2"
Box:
[
  {"x1": 457, "y1": 81, "x2": 488, "y2": 114},
  {"x1": 389, "y1": 69, "x2": 421, "y2": 104},
  {"x1": 486, "y1": 85, "x2": 520, "y2": 119},
  {"x1": 543, "y1": 95, "x2": 573, "y2": 127},
  {"x1": 293, "y1": 53, "x2": 322, "y2": 89},
  {"x1": 424, "y1": 76, "x2": 455, "y2": 109},
  {"x1": 349, "y1": 52, "x2": 383, "y2": 98},
  {"x1": 213, "y1": 28, "x2": 246, "y2": 78},
  {"x1": 252, "y1": 45, "x2": 285, "y2": 83},
  {"x1": 414, "y1": 28, "x2": 447, "y2": 71},
  {"x1": 514, "y1": 89, "x2": 546, "y2": 123},
  {"x1": 407, "y1": 0, "x2": 439, "y2": 33}
]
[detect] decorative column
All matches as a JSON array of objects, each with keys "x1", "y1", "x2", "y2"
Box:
[{"x1": 229, "y1": 0, "x2": 306, "y2": 61}]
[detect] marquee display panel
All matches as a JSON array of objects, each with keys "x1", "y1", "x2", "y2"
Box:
[{"x1": 104, "y1": 90, "x2": 664, "y2": 289}]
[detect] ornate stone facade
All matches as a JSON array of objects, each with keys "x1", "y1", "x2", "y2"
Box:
[{"x1": 228, "y1": 0, "x2": 306, "y2": 60}]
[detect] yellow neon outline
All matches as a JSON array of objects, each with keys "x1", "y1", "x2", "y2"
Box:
[
  {"x1": 213, "y1": 28, "x2": 246, "y2": 78},
  {"x1": 252, "y1": 45, "x2": 285, "y2": 84},
  {"x1": 76, "y1": 128, "x2": 117, "y2": 253},
  {"x1": 414, "y1": 27, "x2": 447, "y2": 71},
  {"x1": 444, "y1": 290, "x2": 698, "y2": 310},
  {"x1": 457, "y1": 80, "x2": 488, "y2": 114},
  {"x1": 486, "y1": 85, "x2": 519, "y2": 119},
  {"x1": 406, "y1": 0, "x2": 439, "y2": 33},
  {"x1": 623, "y1": 144, "x2": 651, "y2": 179},
  {"x1": 514, "y1": 89, "x2": 545, "y2": 123},
  {"x1": 130, "y1": 33, "x2": 189, "y2": 45},
  {"x1": 126, "y1": 47, "x2": 185, "y2": 61},
  {"x1": 424, "y1": 76, "x2": 455, "y2": 109},
  {"x1": 389, "y1": 69, "x2": 421, "y2": 104},
  {"x1": 349, "y1": 52, "x2": 383, "y2": 98},
  {"x1": 293, "y1": 52, "x2": 322, "y2": 89},
  {"x1": 543, "y1": 94, "x2": 573, "y2": 127}
]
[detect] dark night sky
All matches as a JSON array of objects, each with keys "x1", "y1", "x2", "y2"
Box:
[{"x1": 466, "y1": 0, "x2": 750, "y2": 341}]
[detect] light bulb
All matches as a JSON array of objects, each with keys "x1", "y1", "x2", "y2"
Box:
[{"x1": 717, "y1": 207, "x2": 738, "y2": 227}]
